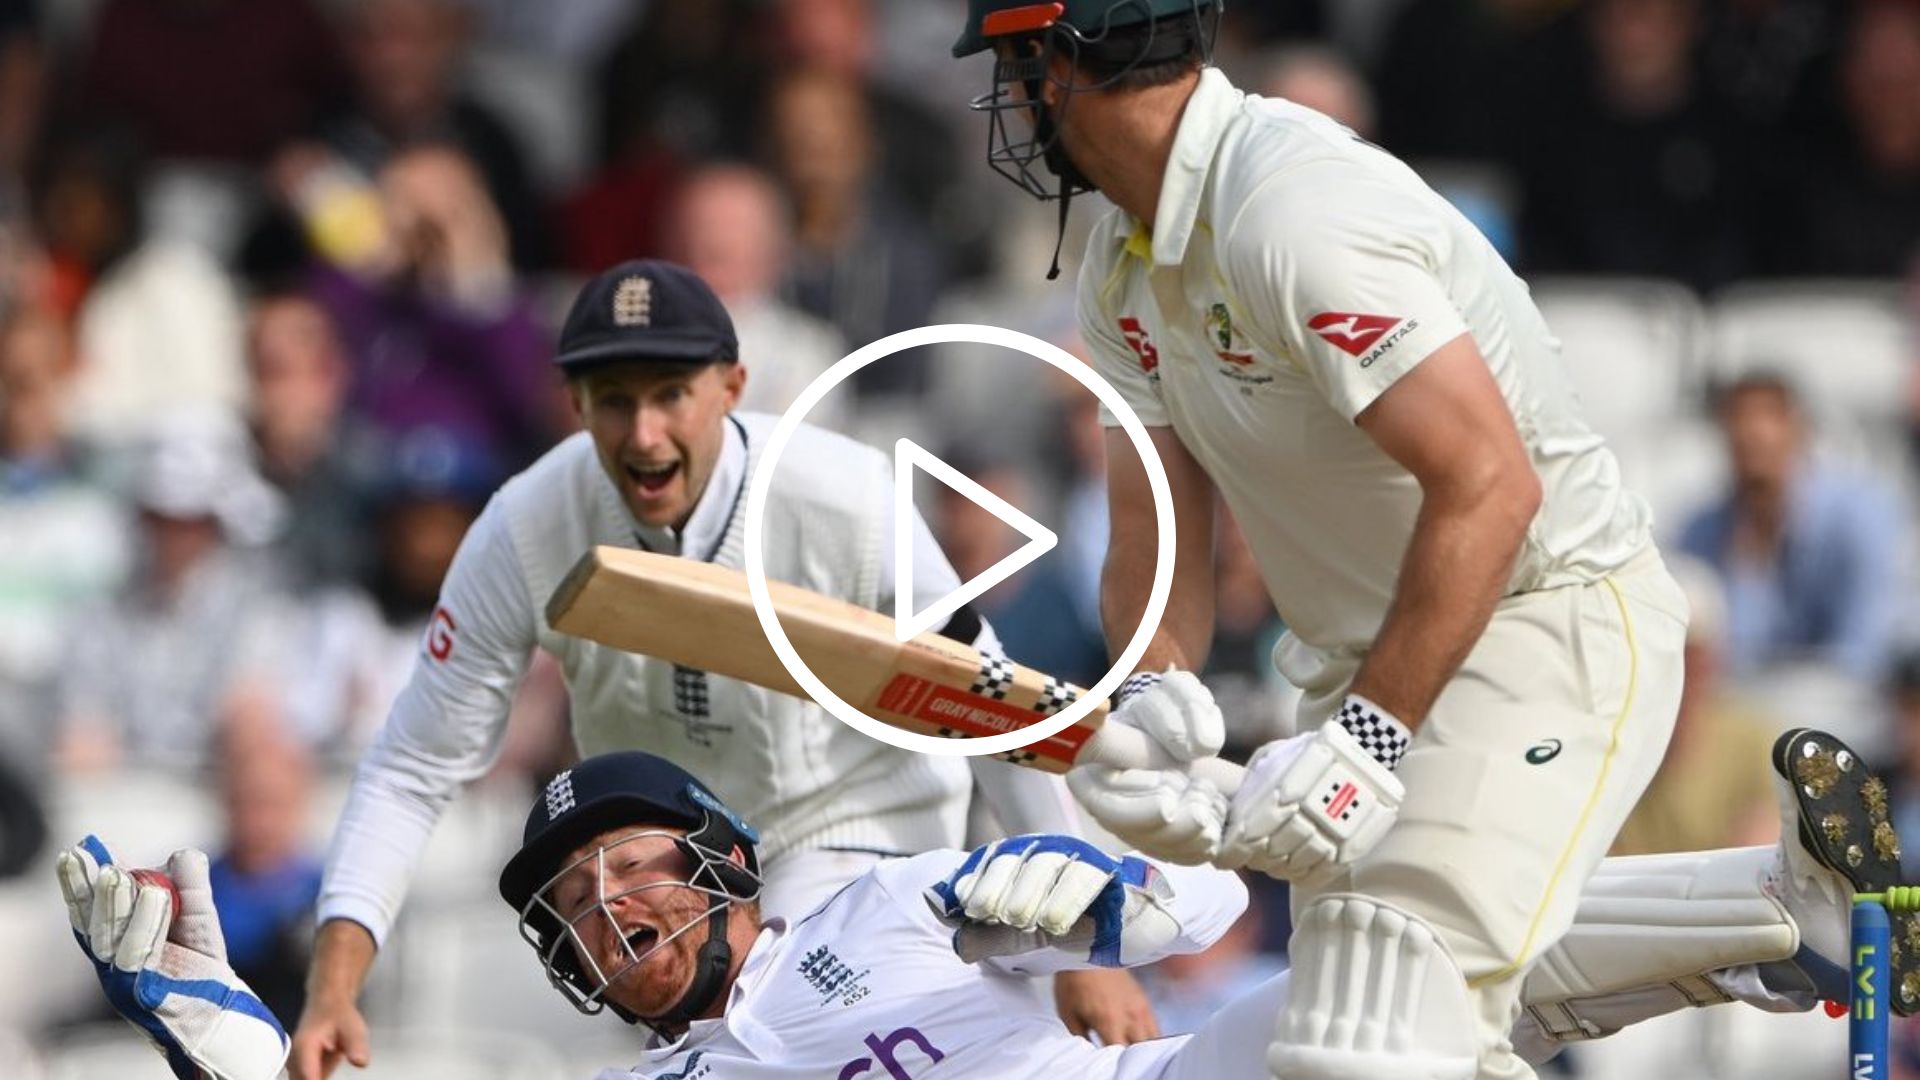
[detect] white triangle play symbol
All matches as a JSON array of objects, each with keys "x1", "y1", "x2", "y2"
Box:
[{"x1": 893, "y1": 438, "x2": 1057, "y2": 642}]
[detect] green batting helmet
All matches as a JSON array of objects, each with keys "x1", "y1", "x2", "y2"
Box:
[{"x1": 951, "y1": 0, "x2": 1215, "y2": 58}]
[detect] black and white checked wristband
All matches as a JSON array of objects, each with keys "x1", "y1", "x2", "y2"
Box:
[
  {"x1": 1335, "y1": 693, "x2": 1413, "y2": 770},
  {"x1": 1115, "y1": 671, "x2": 1164, "y2": 710}
]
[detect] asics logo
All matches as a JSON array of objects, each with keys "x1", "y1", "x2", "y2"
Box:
[{"x1": 1526, "y1": 739, "x2": 1563, "y2": 765}]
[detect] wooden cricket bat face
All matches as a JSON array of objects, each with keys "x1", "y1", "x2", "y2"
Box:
[{"x1": 545, "y1": 546, "x2": 1107, "y2": 772}]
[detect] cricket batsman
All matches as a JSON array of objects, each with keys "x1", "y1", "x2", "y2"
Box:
[
  {"x1": 290, "y1": 259, "x2": 1148, "y2": 1078},
  {"x1": 57, "y1": 728, "x2": 1918, "y2": 1078},
  {"x1": 954, "y1": 2, "x2": 1697, "y2": 1075}
]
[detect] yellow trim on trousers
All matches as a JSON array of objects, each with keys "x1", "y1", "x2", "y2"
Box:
[{"x1": 1469, "y1": 575, "x2": 1641, "y2": 989}]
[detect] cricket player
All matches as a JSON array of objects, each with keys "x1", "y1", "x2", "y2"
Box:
[
  {"x1": 953, "y1": 2, "x2": 1691, "y2": 1076},
  {"x1": 291, "y1": 259, "x2": 1146, "y2": 1078},
  {"x1": 57, "y1": 728, "x2": 1914, "y2": 1079}
]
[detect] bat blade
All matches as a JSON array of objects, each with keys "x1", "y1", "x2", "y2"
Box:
[
  {"x1": 546, "y1": 546, "x2": 1102, "y2": 772},
  {"x1": 547, "y1": 547, "x2": 1243, "y2": 791}
]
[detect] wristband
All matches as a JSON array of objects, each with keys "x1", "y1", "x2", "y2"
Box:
[
  {"x1": 1115, "y1": 670, "x2": 1164, "y2": 709},
  {"x1": 1336, "y1": 693, "x2": 1413, "y2": 770}
]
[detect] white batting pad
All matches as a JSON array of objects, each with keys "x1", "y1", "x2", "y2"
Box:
[
  {"x1": 1522, "y1": 846, "x2": 1795, "y2": 1005},
  {"x1": 1268, "y1": 893, "x2": 1477, "y2": 1080}
]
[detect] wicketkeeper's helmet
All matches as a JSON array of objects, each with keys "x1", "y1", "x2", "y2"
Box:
[{"x1": 499, "y1": 752, "x2": 762, "y2": 1028}]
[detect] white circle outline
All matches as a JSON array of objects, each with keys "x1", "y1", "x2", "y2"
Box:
[{"x1": 744, "y1": 323, "x2": 1176, "y2": 757}]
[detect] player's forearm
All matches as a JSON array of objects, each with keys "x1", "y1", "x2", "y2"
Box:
[
  {"x1": 1102, "y1": 427, "x2": 1216, "y2": 673},
  {"x1": 315, "y1": 705, "x2": 493, "y2": 941},
  {"x1": 306, "y1": 918, "x2": 378, "y2": 1009},
  {"x1": 1349, "y1": 478, "x2": 1538, "y2": 727},
  {"x1": 1100, "y1": 506, "x2": 1215, "y2": 673}
]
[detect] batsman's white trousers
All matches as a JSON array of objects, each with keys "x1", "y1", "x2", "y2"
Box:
[{"x1": 1290, "y1": 548, "x2": 1689, "y2": 1080}]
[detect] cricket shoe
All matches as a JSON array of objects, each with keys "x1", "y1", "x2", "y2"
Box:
[{"x1": 1763, "y1": 727, "x2": 1919, "y2": 1015}]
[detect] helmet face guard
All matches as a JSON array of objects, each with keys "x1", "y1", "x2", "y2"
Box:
[
  {"x1": 968, "y1": 0, "x2": 1221, "y2": 202},
  {"x1": 514, "y1": 827, "x2": 762, "y2": 1025}
]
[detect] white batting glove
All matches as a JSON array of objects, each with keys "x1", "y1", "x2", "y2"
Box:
[
  {"x1": 926, "y1": 834, "x2": 1181, "y2": 967},
  {"x1": 1217, "y1": 695, "x2": 1409, "y2": 885},
  {"x1": 1066, "y1": 670, "x2": 1229, "y2": 864},
  {"x1": 57, "y1": 836, "x2": 290, "y2": 1080}
]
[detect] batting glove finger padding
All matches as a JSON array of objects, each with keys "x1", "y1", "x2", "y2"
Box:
[
  {"x1": 56, "y1": 835, "x2": 290, "y2": 1080},
  {"x1": 1065, "y1": 764, "x2": 1229, "y2": 865},
  {"x1": 1219, "y1": 721, "x2": 1406, "y2": 886},
  {"x1": 928, "y1": 835, "x2": 1182, "y2": 967},
  {"x1": 1111, "y1": 669, "x2": 1227, "y2": 764}
]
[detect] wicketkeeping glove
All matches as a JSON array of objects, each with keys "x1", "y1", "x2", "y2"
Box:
[
  {"x1": 1065, "y1": 670, "x2": 1230, "y2": 864},
  {"x1": 1217, "y1": 695, "x2": 1409, "y2": 885},
  {"x1": 926, "y1": 834, "x2": 1181, "y2": 967},
  {"x1": 56, "y1": 835, "x2": 289, "y2": 1080}
]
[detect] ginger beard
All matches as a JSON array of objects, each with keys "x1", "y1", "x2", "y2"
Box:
[
  {"x1": 577, "y1": 361, "x2": 746, "y2": 531},
  {"x1": 542, "y1": 828, "x2": 739, "y2": 1020}
]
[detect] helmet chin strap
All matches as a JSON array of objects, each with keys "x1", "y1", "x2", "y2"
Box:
[
  {"x1": 1034, "y1": 93, "x2": 1094, "y2": 281},
  {"x1": 644, "y1": 904, "x2": 735, "y2": 1032}
]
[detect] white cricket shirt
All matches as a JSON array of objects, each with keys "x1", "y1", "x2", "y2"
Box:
[
  {"x1": 594, "y1": 850, "x2": 1248, "y2": 1080},
  {"x1": 1078, "y1": 69, "x2": 1653, "y2": 687},
  {"x1": 319, "y1": 415, "x2": 1082, "y2": 944}
]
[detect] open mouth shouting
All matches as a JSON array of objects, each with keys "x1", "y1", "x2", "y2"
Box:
[
  {"x1": 623, "y1": 923, "x2": 661, "y2": 957},
  {"x1": 623, "y1": 460, "x2": 681, "y2": 498}
]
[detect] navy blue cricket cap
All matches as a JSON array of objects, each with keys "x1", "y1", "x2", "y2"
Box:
[
  {"x1": 499, "y1": 751, "x2": 761, "y2": 912},
  {"x1": 552, "y1": 259, "x2": 739, "y2": 372}
]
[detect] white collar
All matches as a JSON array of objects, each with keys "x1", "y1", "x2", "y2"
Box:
[
  {"x1": 1144, "y1": 67, "x2": 1243, "y2": 266},
  {"x1": 631, "y1": 416, "x2": 746, "y2": 561},
  {"x1": 636, "y1": 920, "x2": 787, "y2": 1059}
]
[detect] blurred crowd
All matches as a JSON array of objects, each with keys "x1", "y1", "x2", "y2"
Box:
[{"x1": 0, "y1": 0, "x2": 1916, "y2": 1075}]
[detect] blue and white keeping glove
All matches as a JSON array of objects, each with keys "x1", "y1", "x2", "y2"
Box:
[
  {"x1": 56, "y1": 835, "x2": 290, "y2": 1080},
  {"x1": 926, "y1": 834, "x2": 1181, "y2": 967},
  {"x1": 1217, "y1": 694, "x2": 1409, "y2": 886}
]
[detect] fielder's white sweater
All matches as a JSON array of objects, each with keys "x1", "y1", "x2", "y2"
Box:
[{"x1": 318, "y1": 414, "x2": 1081, "y2": 943}]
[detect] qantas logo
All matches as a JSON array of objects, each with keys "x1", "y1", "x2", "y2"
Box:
[{"x1": 1308, "y1": 312, "x2": 1404, "y2": 357}]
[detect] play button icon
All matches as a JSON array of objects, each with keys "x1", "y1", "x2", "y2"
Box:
[{"x1": 892, "y1": 438, "x2": 1056, "y2": 642}]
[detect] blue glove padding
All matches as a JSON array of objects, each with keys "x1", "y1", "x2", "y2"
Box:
[
  {"x1": 57, "y1": 835, "x2": 289, "y2": 1080},
  {"x1": 928, "y1": 834, "x2": 1177, "y2": 967}
]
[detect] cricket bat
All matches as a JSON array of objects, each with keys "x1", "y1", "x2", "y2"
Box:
[{"x1": 546, "y1": 545, "x2": 1243, "y2": 791}]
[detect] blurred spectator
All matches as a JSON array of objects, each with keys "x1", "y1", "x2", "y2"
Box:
[
  {"x1": 1510, "y1": 0, "x2": 1754, "y2": 290},
  {"x1": 31, "y1": 129, "x2": 248, "y2": 445},
  {"x1": 765, "y1": 67, "x2": 944, "y2": 398},
  {"x1": 1138, "y1": 884, "x2": 1286, "y2": 1036},
  {"x1": 0, "y1": 0, "x2": 44, "y2": 210},
  {"x1": 1610, "y1": 554, "x2": 1778, "y2": 856},
  {"x1": 355, "y1": 436, "x2": 570, "y2": 776},
  {"x1": 563, "y1": 0, "x2": 764, "y2": 272},
  {"x1": 69, "y1": 0, "x2": 346, "y2": 165},
  {"x1": 1889, "y1": 652, "x2": 1920, "y2": 881},
  {"x1": 208, "y1": 700, "x2": 322, "y2": 1023},
  {"x1": 769, "y1": 0, "x2": 988, "y2": 281},
  {"x1": 1374, "y1": 0, "x2": 1564, "y2": 162},
  {"x1": 52, "y1": 411, "x2": 289, "y2": 773},
  {"x1": 1256, "y1": 44, "x2": 1376, "y2": 137},
  {"x1": 0, "y1": 748, "x2": 43, "y2": 878},
  {"x1": 0, "y1": 300, "x2": 127, "y2": 761},
  {"x1": 1679, "y1": 373, "x2": 1910, "y2": 682},
  {"x1": 244, "y1": 291, "x2": 379, "y2": 588},
  {"x1": 1764, "y1": 0, "x2": 1920, "y2": 277},
  {"x1": 327, "y1": 0, "x2": 548, "y2": 269},
  {"x1": 1700, "y1": 0, "x2": 1836, "y2": 132},
  {"x1": 667, "y1": 164, "x2": 848, "y2": 429},
  {"x1": 300, "y1": 144, "x2": 559, "y2": 475},
  {"x1": 1206, "y1": 513, "x2": 1293, "y2": 754}
]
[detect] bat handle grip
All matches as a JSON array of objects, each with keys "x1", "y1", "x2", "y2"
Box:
[{"x1": 1080, "y1": 721, "x2": 1245, "y2": 796}]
